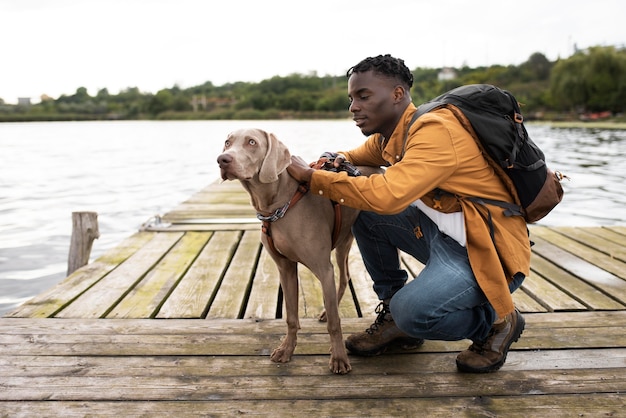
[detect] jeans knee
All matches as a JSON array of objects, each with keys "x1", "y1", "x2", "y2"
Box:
[{"x1": 389, "y1": 290, "x2": 422, "y2": 336}]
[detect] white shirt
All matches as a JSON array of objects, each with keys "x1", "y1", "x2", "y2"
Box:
[{"x1": 414, "y1": 199, "x2": 467, "y2": 247}]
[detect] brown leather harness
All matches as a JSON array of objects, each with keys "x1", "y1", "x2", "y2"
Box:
[{"x1": 257, "y1": 158, "x2": 343, "y2": 259}]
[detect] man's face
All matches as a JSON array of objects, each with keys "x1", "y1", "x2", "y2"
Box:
[{"x1": 348, "y1": 70, "x2": 399, "y2": 137}]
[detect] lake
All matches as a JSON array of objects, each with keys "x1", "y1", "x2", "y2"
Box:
[{"x1": 1, "y1": 120, "x2": 625, "y2": 315}]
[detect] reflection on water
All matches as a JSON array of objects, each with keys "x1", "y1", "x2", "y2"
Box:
[
  {"x1": 0, "y1": 120, "x2": 625, "y2": 315},
  {"x1": 531, "y1": 125, "x2": 626, "y2": 226}
]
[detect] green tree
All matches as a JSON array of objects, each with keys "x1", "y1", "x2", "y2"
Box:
[
  {"x1": 550, "y1": 46, "x2": 626, "y2": 112},
  {"x1": 147, "y1": 89, "x2": 174, "y2": 115}
]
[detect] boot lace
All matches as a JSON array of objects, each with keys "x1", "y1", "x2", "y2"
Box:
[
  {"x1": 365, "y1": 302, "x2": 392, "y2": 335},
  {"x1": 467, "y1": 329, "x2": 495, "y2": 354}
]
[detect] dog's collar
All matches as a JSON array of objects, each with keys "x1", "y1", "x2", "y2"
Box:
[{"x1": 256, "y1": 182, "x2": 309, "y2": 223}]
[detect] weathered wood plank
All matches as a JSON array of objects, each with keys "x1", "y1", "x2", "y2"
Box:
[
  {"x1": 206, "y1": 230, "x2": 261, "y2": 319},
  {"x1": 530, "y1": 235, "x2": 626, "y2": 305},
  {"x1": 156, "y1": 230, "x2": 239, "y2": 318},
  {"x1": 3, "y1": 348, "x2": 625, "y2": 377},
  {"x1": 512, "y1": 287, "x2": 550, "y2": 312},
  {"x1": 4, "y1": 311, "x2": 625, "y2": 335},
  {"x1": 1, "y1": 326, "x2": 624, "y2": 357},
  {"x1": 531, "y1": 226, "x2": 626, "y2": 281},
  {"x1": 530, "y1": 250, "x2": 625, "y2": 310},
  {"x1": 0, "y1": 394, "x2": 624, "y2": 418},
  {"x1": 1, "y1": 366, "x2": 625, "y2": 401},
  {"x1": 244, "y1": 248, "x2": 280, "y2": 319},
  {"x1": 1, "y1": 314, "x2": 625, "y2": 356},
  {"x1": 556, "y1": 225, "x2": 626, "y2": 262},
  {"x1": 54, "y1": 232, "x2": 184, "y2": 318},
  {"x1": 4, "y1": 232, "x2": 156, "y2": 318},
  {"x1": 294, "y1": 261, "x2": 359, "y2": 320},
  {"x1": 346, "y1": 244, "x2": 379, "y2": 316},
  {"x1": 520, "y1": 273, "x2": 587, "y2": 311},
  {"x1": 107, "y1": 232, "x2": 211, "y2": 318}
]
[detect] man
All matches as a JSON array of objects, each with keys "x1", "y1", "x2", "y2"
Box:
[{"x1": 287, "y1": 54, "x2": 530, "y2": 373}]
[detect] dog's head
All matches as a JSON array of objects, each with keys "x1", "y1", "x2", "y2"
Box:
[{"x1": 217, "y1": 128, "x2": 291, "y2": 183}]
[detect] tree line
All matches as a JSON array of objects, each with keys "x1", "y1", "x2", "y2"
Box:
[{"x1": 1, "y1": 45, "x2": 624, "y2": 122}]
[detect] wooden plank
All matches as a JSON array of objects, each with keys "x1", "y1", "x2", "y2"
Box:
[
  {"x1": 530, "y1": 251, "x2": 625, "y2": 310},
  {"x1": 0, "y1": 394, "x2": 624, "y2": 417},
  {"x1": 529, "y1": 235, "x2": 626, "y2": 305},
  {"x1": 3, "y1": 325, "x2": 623, "y2": 356},
  {"x1": 346, "y1": 244, "x2": 380, "y2": 316},
  {"x1": 54, "y1": 232, "x2": 184, "y2": 318},
  {"x1": 4, "y1": 232, "x2": 156, "y2": 318},
  {"x1": 531, "y1": 226, "x2": 626, "y2": 281},
  {"x1": 206, "y1": 230, "x2": 261, "y2": 319},
  {"x1": 593, "y1": 225, "x2": 626, "y2": 245},
  {"x1": 107, "y1": 232, "x2": 211, "y2": 318},
  {"x1": 244, "y1": 248, "x2": 280, "y2": 319},
  {"x1": 156, "y1": 231, "x2": 239, "y2": 318},
  {"x1": 556, "y1": 226, "x2": 626, "y2": 263},
  {"x1": 3, "y1": 348, "x2": 625, "y2": 377},
  {"x1": 295, "y1": 261, "x2": 359, "y2": 320},
  {"x1": 520, "y1": 273, "x2": 587, "y2": 311},
  {"x1": 1, "y1": 366, "x2": 625, "y2": 401},
  {"x1": 607, "y1": 225, "x2": 626, "y2": 237},
  {"x1": 512, "y1": 288, "x2": 549, "y2": 312},
  {"x1": 2, "y1": 314, "x2": 625, "y2": 356},
  {"x1": 4, "y1": 311, "x2": 625, "y2": 335}
]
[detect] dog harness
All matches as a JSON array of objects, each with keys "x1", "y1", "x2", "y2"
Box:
[{"x1": 257, "y1": 156, "x2": 347, "y2": 259}]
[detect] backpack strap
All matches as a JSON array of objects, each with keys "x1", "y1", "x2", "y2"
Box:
[
  {"x1": 399, "y1": 102, "x2": 445, "y2": 160},
  {"x1": 403, "y1": 103, "x2": 526, "y2": 224}
]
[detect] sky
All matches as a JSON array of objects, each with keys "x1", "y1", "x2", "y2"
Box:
[{"x1": 1, "y1": 0, "x2": 624, "y2": 104}]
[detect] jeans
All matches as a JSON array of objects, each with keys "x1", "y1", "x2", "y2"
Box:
[{"x1": 351, "y1": 205, "x2": 524, "y2": 343}]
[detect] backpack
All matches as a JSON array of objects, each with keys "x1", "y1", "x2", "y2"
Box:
[{"x1": 409, "y1": 84, "x2": 565, "y2": 223}]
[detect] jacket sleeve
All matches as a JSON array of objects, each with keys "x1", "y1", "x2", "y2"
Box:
[{"x1": 310, "y1": 114, "x2": 459, "y2": 214}]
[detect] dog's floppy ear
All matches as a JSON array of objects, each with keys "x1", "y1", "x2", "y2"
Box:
[{"x1": 259, "y1": 132, "x2": 291, "y2": 183}]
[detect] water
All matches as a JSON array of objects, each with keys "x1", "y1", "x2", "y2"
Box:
[{"x1": 1, "y1": 120, "x2": 625, "y2": 315}]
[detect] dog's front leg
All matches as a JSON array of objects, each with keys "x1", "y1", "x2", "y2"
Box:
[
  {"x1": 270, "y1": 259, "x2": 299, "y2": 363},
  {"x1": 316, "y1": 263, "x2": 352, "y2": 374}
]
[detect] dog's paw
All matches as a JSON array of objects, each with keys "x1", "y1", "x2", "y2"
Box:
[
  {"x1": 270, "y1": 344, "x2": 295, "y2": 363},
  {"x1": 329, "y1": 357, "x2": 352, "y2": 374},
  {"x1": 318, "y1": 309, "x2": 328, "y2": 322}
]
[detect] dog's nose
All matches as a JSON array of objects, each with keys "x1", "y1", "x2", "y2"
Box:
[{"x1": 217, "y1": 153, "x2": 233, "y2": 167}]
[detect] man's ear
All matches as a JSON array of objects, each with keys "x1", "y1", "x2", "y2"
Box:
[
  {"x1": 393, "y1": 85, "x2": 407, "y2": 103},
  {"x1": 258, "y1": 132, "x2": 291, "y2": 183}
]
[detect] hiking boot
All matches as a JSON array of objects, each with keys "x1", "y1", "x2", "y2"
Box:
[
  {"x1": 456, "y1": 308, "x2": 525, "y2": 373},
  {"x1": 345, "y1": 302, "x2": 424, "y2": 356}
]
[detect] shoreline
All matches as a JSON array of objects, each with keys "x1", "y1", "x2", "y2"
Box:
[
  {"x1": 530, "y1": 120, "x2": 626, "y2": 130},
  {"x1": 2, "y1": 117, "x2": 626, "y2": 130}
]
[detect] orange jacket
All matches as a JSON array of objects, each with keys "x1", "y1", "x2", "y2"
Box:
[{"x1": 309, "y1": 104, "x2": 531, "y2": 318}]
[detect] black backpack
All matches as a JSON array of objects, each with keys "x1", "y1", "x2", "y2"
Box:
[{"x1": 409, "y1": 84, "x2": 565, "y2": 223}]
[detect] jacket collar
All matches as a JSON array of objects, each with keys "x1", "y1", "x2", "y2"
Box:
[{"x1": 379, "y1": 103, "x2": 418, "y2": 166}]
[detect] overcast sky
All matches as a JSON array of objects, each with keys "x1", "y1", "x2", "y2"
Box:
[{"x1": 1, "y1": 0, "x2": 624, "y2": 103}]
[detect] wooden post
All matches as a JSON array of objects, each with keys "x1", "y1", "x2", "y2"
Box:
[{"x1": 67, "y1": 211, "x2": 100, "y2": 276}]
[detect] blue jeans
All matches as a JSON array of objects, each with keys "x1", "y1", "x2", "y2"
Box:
[{"x1": 352, "y1": 205, "x2": 524, "y2": 343}]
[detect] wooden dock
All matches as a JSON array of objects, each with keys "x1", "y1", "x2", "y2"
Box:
[{"x1": 2, "y1": 181, "x2": 626, "y2": 416}]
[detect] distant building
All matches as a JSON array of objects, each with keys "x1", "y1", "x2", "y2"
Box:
[
  {"x1": 17, "y1": 97, "x2": 31, "y2": 106},
  {"x1": 437, "y1": 67, "x2": 457, "y2": 81}
]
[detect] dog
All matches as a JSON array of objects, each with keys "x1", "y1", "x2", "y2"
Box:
[{"x1": 217, "y1": 128, "x2": 376, "y2": 374}]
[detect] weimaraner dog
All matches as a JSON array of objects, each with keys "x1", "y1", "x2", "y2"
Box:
[{"x1": 217, "y1": 128, "x2": 376, "y2": 374}]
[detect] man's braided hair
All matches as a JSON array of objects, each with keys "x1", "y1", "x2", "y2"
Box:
[{"x1": 346, "y1": 54, "x2": 413, "y2": 89}]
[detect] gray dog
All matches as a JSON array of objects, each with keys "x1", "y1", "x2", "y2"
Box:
[{"x1": 217, "y1": 128, "x2": 378, "y2": 374}]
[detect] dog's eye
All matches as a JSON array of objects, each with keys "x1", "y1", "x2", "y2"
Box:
[
  {"x1": 248, "y1": 139, "x2": 256, "y2": 146},
  {"x1": 224, "y1": 140, "x2": 231, "y2": 148}
]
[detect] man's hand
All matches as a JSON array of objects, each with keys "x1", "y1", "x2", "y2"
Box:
[
  {"x1": 332, "y1": 153, "x2": 347, "y2": 169},
  {"x1": 287, "y1": 155, "x2": 315, "y2": 183}
]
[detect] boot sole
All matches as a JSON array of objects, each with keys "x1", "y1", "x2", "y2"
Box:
[
  {"x1": 456, "y1": 311, "x2": 526, "y2": 373},
  {"x1": 345, "y1": 337, "x2": 425, "y2": 357}
]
